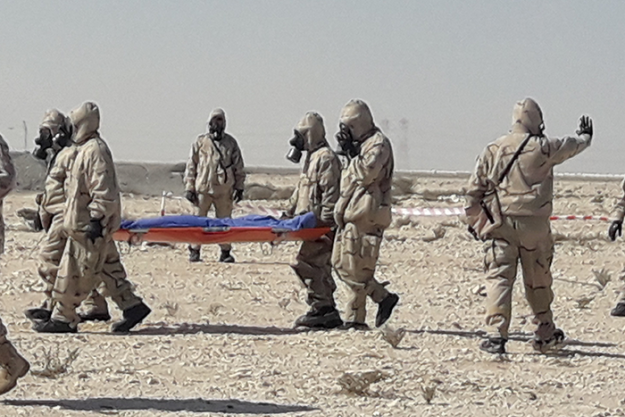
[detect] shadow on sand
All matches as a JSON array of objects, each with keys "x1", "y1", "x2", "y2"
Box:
[
  {"x1": 131, "y1": 322, "x2": 309, "y2": 336},
  {"x1": 408, "y1": 327, "x2": 625, "y2": 359},
  {"x1": 4, "y1": 398, "x2": 317, "y2": 414}
]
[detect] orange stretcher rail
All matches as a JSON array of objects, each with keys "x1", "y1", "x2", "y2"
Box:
[{"x1": 113, "y1": 226, "x2": 332, "y2": 246}]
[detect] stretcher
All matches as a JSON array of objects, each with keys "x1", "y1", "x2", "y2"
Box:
[{"x1": 113, "y1": 212, "x2": 331, "y2": 245}]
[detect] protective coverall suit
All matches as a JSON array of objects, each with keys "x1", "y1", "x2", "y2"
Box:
[
  {"x1": 35, "y1": 102, "x2": 150, "y2": 333},
  {"x1": 465, "y1": 98, "x2": 593, "y2": 354},
  {"x1": 184, "y1": 109, "x2": 245, "y2": 263},
  {"x1": 285, "y1": 112, "x2": 343, "y2": 329},
  {"x1": 332, "y1": 99, "x2": 399, "y2": 329},
  {"x1": 28, "y1": 109, "x2": 145, "y2": 324},
  {"x1": 0, "y1": 134, "x2": 30, "y2": 394},
  {"x1": 607, "y1": 179, "x2": 625, "y2": 316}
]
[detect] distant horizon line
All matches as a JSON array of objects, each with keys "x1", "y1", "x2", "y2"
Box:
[{"x1": 9, "y1": 150, "x2": 623, "y2": 182}]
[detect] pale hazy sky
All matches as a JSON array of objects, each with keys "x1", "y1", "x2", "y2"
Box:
[{"x1": 1, "y1": 1, "x2": 624, "y2": 173}]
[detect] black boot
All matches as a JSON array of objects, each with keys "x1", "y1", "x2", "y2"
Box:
[
  {"x1": 294, "y1": 306, "x2": 343, "y2": 329},
  {"x1": 479, "y1": 337, "x2": 507, "y2": 354},
  {"x1": 219, "y1": 249, "x2": 235, "y2": 263},
  {"x1": 25, "y1": 308, "x2": 51, "y2": 322},
  {"x1": 189, "y1": 247, "x2": 201, "y2": 263},
  {"x1": 611, "y1": 302, "x2": 625, "y2": 317},
  {"x1": 33, "y1": 319, "x2": 77, "y2": 334},
  {"x1": 112, "y1": 302, "x2": 151, "y2": 333},
  {"x1": 376, "y1": 293, "x2": 399, "y2": 327},
  {"x1": 531, "y1": 329, "x2": 565, "y2": 353}
]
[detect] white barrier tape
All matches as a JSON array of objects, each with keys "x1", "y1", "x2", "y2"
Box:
[
  {"x1": 159, "y1": 193, "x2": 611, "y2": 222},
  {"x1": 392, "y1": 207, "x2": 465, "y2": 217},
  {"x1": 549, "y1": 215, "x2": 610, "y2": 222}
]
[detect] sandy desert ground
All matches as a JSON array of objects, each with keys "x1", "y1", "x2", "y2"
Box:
[{"x1": 1, "y1": 174, "x2": 625, "y2": 417}]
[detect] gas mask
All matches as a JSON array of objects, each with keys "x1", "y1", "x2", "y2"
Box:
[
  {"x1": 286, "y1": 130, "x2": 305, "y2": 164},
  {"x1": 208, "y1": 117, "x2": 225, "y2": 141},
  {"x1": 335, "y1": 123, "x2": 359, "y2": 158},
  {"x1": 32, "y1": 124, "x2": 72, "y2": 161},
  {"x1": 54, "y1": 124, "x2": 72, "y2": 149},
  {"x1": 33, "y1": 127, "x2": 53, "y2": 160}
]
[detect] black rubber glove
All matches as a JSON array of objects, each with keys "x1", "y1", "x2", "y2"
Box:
[
  {"x1": 338, "y1": 140, "x2": 359, "y2": 158},
  {"x1": 185, "y1": 190, "x2": 199, "y2": 206},
  {"x1": 233, "y1": 189, "x2": 244, "y2": 203},
  {"x1": 468, "y1": 225, "x2": 479, "y2": 241},
  {"x1": 86, "y1": 218, "x2": 104, "y2": 243},
  {"x1": 43, "y1": 215, "x2": 52, "y2": 233},
  {"x1": 576, "y1": 115, "x2": 593, "y2": 138},
  {"x1": 33, "y1": 128, "x2": 53, "y2": 160},
  {"x1": 609, "y1": 220, "x2": 622, "y2": 241},
  {"x1": 33, "y1": 214, "x2": 44, "y2": 232},
  {"x1": 335, "y1": 123, "x2": 359, "y2": 158}
]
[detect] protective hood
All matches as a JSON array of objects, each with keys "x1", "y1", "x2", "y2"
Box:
[
  {"x1": 40, "y1": 109, "x2": 68, "y2": 137},
  {"x1": 511, "y1": 98, "x2": 544, "y2": 135},
  {"x1": 207, "y1": 108, "x2": 227, "y2": 131},
  {"x1": 296, "y1": 112, "x2": 327, "y2": 151},
  {"x1": 69, "y1": 102, "x2": 100, "y2": 144},
  {"x1": 339, "y1": 99, "x2": 376, "y2": 142}
]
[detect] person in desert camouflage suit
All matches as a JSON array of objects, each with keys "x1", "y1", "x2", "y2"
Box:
[
  {"x1": 332, "y1": 99, "x2": 400, "y2": 330},
  {"x1": 465, "y1": 98, "x2": 593, "y2": 354},
  {"x1": 33, "y1": 102, "x2": 150, "y2": 333},
  {"x1": 284, "y1": 112, "x2": 343, "y2": 329},
  {"x1": 184, "y1": 108, "x2": 246, "y2": 263},
  {"x1": 26, "y1": 109, "x2": 148, "y2": 327}
]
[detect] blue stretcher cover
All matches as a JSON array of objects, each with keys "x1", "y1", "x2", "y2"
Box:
[
  {"x1": 120, "y1": 212, "x2": 317, "y2": 231},
  {"x1": 113, "y1": 212, "x2": 329, "y2": 245}
]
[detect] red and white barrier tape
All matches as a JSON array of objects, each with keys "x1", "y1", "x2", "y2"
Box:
[
  {"x1": 159, "y1": 193, "x2": 610, "y2": 222},
  {"x1": 548, "y1": 215, "x2": 610, "y2": 222},
  {"x1": 393, "y1": 207, "x2": 464, "y2": 217},
  {"x1": 393, "y1": 206, "x2": 610, "y2": 221}
]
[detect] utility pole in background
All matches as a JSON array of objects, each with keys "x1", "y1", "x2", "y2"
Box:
[{"x1": 23, "y1": 120, "x2": 28, "y2": 151}]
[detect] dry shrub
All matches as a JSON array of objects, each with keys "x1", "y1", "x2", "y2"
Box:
[
  {"x1": 162, "y1": 301, "x2": 179, "y2": 317},
  {"x1": 592, "y1": 268, "x2": 612, "y2": 290},
  {"x1": 31, "y1": 345, "x2": 80, "y2": 379}
]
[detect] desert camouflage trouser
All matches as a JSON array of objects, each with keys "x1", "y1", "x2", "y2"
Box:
[
  {"x1": 37, "y1": 215, "x2": 107, "y2": 313},
  {"x1": 191, "y1": 192, "x2": 234, "y2": 252},
  {"x1": 0, "y1": 200, "x2": 5, "y2": 255},
  {"x1": 332, "y1": 222, "x2": 389, "y2": 324},
  {"x1": 292, "y1": 231, "x2": 337, "y2": 311},
  {"x1": 484, "y1": 216, "x2": 556, "y2": 340},
  {"x1": 39, "y1": 215, "x2": 140, "y2": 316},
  {"x1": 51, "y1": 234, "x2": 141, "y2": 326}
]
